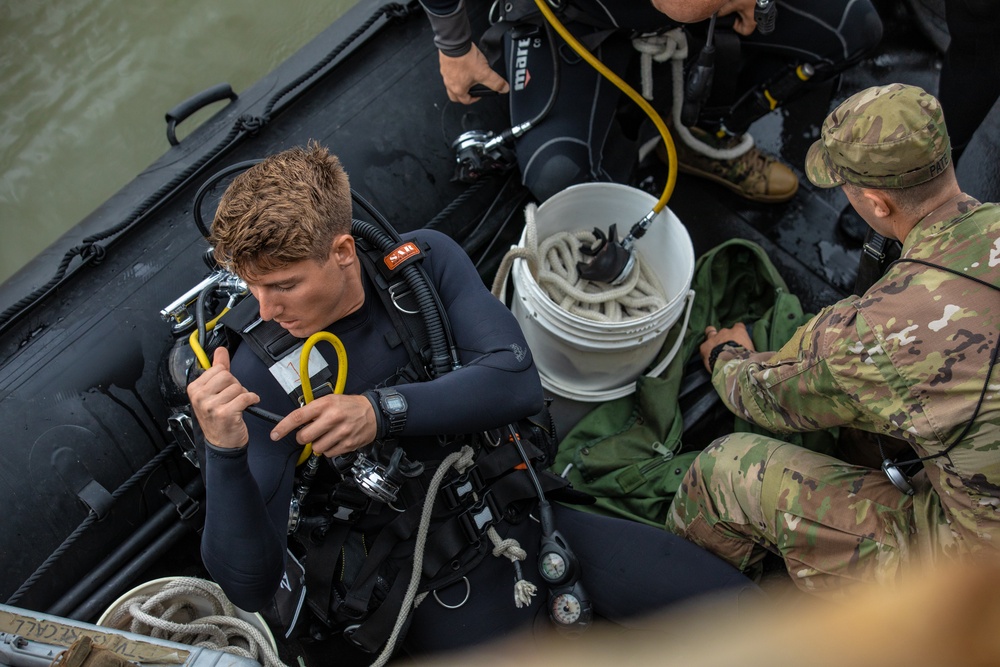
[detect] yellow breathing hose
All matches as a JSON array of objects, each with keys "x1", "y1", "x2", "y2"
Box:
[
  {"x1": 190, "y1": 309, "x2": 231, "y2": 370},
  {"x1": 296, "y1": 332, "x2": 348, "y2": 464},
  {"x1": 189, "y1": 311, "x2": 348, "y2": 466},
  {"x1": 533, "y1": 0, "x2": 677, "y2": 218}
]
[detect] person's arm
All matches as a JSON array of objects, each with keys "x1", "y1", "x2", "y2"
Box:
[
  {"x1": 709, "y1": 302, "x2": 869, "y2": 434},
  {"x1": 200, "y1": 440, "x2": 293, "y2": 611},
  {"x1": 190, "y1": 347, "x2": 301, "y2": 611},
  {"x1": 419, "y1": 0, "x2": 509, "y2": 103},
  {"x1": 395, "y1": 231, "x2": 543, "y2": 435}
]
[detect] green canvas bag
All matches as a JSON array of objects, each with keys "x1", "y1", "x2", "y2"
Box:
[{"x1": 551, "y1": 239, "x2": 825, "y2": 527}]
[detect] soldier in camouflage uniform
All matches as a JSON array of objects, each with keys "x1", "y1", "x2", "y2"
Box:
[{"x1": 665, "y1": 83, "x2": 1000, "y2": 597}]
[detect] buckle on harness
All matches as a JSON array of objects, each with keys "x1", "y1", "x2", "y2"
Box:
[
  {"x1": 442, "y1": 467, "x2": 485, "y2": 510},
  {"x1": 863, "y1": 232, "x2": 888, "y2": 262},
  {"x1": 459, "y1": 491, "x2": 501, "y2": 543}
]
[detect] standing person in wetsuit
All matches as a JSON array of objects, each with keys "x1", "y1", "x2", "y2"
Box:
[
  {"x1": 667, "y1": 84, "x2": 1000, "y2": 598},
  {"x1": 187, "y1": 142, "x2": 755, "y2": 665},
  {"x1": 420, "y1": 0, "x2": 882, "y2": 203}
]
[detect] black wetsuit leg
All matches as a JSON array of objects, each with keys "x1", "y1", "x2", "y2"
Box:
[
  {"x1": 504, "y1": 24, "x2": 640, "y2": 202},
  {"x1": 401, "y1": 505, "x2": 756, "y2": 657},
  {"x1": 939, "y1": 0, "x2": 1000, "y2": 164}
]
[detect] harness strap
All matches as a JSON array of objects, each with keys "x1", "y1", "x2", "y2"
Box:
[
  {"x1": 855, "y1": 229, "x2": 902, "y2": 294},
  {"x1": 355, "y1": 238, "x2": 434, "y2": 383},
  {"x1": 303, "y1": 525, "x2": 352, "y2": 626}
]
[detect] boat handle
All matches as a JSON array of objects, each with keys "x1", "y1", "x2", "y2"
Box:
[{"x1": 165, "y1": 82, "x2": 238, "y2": 146}]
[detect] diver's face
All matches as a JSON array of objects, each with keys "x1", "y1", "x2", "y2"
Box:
[{"x1": 245, "y1": 235, "x2": 363, "y2": 338}]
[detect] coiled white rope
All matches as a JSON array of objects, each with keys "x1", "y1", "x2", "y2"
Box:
[
  {"x1": 101, "y1": 577, "x2": 287, "y2": 667},
  {"x1": 633, "y1": 29, "x2": 754, "y2": 161},
  {"x1": 493, "y1": 203, "x2": 667, "y2": 322}
]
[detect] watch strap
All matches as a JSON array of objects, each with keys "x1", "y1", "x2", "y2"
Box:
[{"x1": 362, "y1": 390, "x2": 386, "y2": 441}]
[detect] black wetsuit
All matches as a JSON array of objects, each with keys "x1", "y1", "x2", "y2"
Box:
[
  {"x1": 201, "y1": 229, "x2": 754, "y2": 660},
  {"x1": 421, "y1": 0, "x2": 883, "y2": 200}
]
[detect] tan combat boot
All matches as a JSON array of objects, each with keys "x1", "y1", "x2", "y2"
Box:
[{"x1": 661, "y1": 128, "x2": 799, "y2": 203}]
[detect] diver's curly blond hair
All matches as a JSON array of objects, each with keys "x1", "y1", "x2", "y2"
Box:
[{"x1": 210, "y1": 141, "x2": 352, "y2": 278}]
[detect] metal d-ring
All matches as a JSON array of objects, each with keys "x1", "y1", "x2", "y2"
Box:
[{"x1": 432, "y1": 576, "x2": 471, "y2": 609}]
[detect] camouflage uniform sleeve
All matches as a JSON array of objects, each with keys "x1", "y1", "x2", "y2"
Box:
[{"x1": 712, "y1": 298, "x2": 881, "y2": 434}]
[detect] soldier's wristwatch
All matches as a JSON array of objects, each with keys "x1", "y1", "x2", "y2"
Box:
[{"x1": 367, "y1": 387, "x2": 407, "y2": 440}]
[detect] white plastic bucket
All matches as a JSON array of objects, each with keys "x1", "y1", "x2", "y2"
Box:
[{"x1": 511, "y1": 183, "x2": 695, "y2": 401}]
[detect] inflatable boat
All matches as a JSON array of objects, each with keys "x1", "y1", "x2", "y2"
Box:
[{"x1": 1, "y1": 0, "x2": 997, "y2": 660}]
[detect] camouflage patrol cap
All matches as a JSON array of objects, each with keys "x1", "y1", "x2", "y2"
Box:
[{"x1": 805, "y1": 83, "x2": 951, "y2": 189}]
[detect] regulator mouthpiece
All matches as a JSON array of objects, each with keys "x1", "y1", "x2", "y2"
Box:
[{"x1": 576, "y1": 224, "x2": 635, "y2": 285}]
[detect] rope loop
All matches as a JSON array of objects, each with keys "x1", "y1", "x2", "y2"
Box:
[
  {"x1": 80, "y1": 242, "x2": 107, "y2": 264},
  {"x1": 382, "y1": 3, "x2": 411, "y2": 21},
  {"x1": 236, "y1": 114, "x2": 268, "y2": 134}
]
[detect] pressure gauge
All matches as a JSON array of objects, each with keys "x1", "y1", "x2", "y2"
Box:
[
  {"x1": 539, "y1": 551, "x2": 567, "y2": 583},
  {"x1": 550, "y1": 591, "x2": 583, "y2": 626}
]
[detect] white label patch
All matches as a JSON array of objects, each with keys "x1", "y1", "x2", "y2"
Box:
[
  {"x1": 269, "y1": 344, "x2": 330, "y2": 395},
  {"x1": 990, "y1": 237, "x2": 1000, "y2": 268}
]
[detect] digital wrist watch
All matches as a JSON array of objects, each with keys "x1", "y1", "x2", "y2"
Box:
[
  {"x1": 367, "y1": 387, "x2": 408, "y2": 440},
  {"x1": 708, "y1": 340, "x2": 744, "y2": 371}
]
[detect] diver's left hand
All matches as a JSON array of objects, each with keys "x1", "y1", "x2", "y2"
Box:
[{"x1": 270, "y1": 393, "x2": 377, "y2": 457}]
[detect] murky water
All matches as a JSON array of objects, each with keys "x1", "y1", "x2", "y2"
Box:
[{"x1": 0, "y1": 0, "x2": 358, "y2": 283}]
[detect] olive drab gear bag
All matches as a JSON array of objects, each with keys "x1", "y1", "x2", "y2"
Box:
[{"x1": 551, "y1": 239, "x2": 825, "y2": 527}]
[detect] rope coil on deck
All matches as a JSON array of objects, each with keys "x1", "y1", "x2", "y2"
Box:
[{"x1": 101, "y1": 577, "x2": 287, "y2": 667}]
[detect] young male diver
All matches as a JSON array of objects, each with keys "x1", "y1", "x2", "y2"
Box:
[{"x1": 186, "y1": 142, "x2": 756, "y2": 664}]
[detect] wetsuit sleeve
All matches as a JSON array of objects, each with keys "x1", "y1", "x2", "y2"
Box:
[
  {"x1": 396, "y1": 229, "x2": 544, "y2": 436},
  {"x1": 199, "y1": 347, "x2": 303, "y2": 611},
  {"x1": 419, "y1": 0, "x2": 473, "y2": 57},
  {"x1": 711, "y1": 299, "x2": 869, "y2": 434}
]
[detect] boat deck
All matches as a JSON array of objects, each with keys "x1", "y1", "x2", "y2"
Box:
[{"x1": 2, "y1": 0, "x2": 999, "y2": 618}]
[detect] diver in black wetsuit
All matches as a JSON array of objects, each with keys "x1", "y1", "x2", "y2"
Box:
[
  {"x1": 187, "y1": 143, "x2": 756, "y2": 665},
  {"x1": 420, "y1": 0, "x2": 882, "y2": 203}
]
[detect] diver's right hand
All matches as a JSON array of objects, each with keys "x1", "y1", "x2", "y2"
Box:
[
  {"x1": 187, "y1": 346, "x2": 260, "y2": 449},
  {"x1": 438, "y1": 44, "x2": 509, "y2": 104}
]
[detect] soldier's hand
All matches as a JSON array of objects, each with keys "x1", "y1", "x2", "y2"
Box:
[{"x1": 700, "y1": 322, "x2": 755, "y2": 372}]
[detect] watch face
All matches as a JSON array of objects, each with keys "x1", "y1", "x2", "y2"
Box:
[{"x1": 384, "y1": 394, "x2": 406, "y2": 413}]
